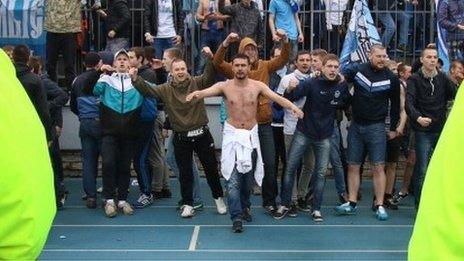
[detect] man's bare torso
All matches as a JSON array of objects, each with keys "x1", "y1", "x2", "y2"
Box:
[{"x1": 222, "y1": 79, "x2": 262, "y2": 130}]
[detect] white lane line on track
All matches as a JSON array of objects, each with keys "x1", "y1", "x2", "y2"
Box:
[
  {"x1": 188, "y1": 226, "x2": 200, "y2": 251},
  {"x1": 42, "y1": 249, "x2": 407, "y2": 253},
  {"x1": 52, "y1": 224, "x2": 413, "y2": 228}
]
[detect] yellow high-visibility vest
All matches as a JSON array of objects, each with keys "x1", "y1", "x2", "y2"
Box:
[
  {"x1": 409, "y1": 83, "x2": 464, "y2": 260},
  {"x1": 0, "y1": 49, "x2": 56, "y2": 259}
]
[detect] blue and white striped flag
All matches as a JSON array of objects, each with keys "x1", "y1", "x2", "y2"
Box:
[
  {"x1": 436, "y1": 0, "x2": 450, "y2": 72},
  {"x1": 340, "y1": 0, "x2": 382, "y2": 69}
]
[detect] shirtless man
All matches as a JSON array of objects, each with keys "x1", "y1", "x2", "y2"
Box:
[{"x1": 186, "y1": 53, "x2": 303, "y2": 232}]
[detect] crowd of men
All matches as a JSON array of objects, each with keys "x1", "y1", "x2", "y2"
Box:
[{"x1": 2, "y1": 0, "x2": 463, "y2": 233}]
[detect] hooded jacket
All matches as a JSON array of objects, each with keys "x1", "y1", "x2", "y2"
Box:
[
  {"x1": 213, "y1": 37, "x2": 291, "y2": 124},
  {"x1": 84, "y1": 72, "x2": 144, "y2": 138},
  {"x1": 106, "y1": 0, "x2": 131, "y2": 38},
  {"x1": 15, "y1": 62, "x2": 53, "y2": 141},
  {"x1": 406, "y1": 69, "x2": 456, "y2": 133},
  {"x1": 438, "y1": 0, "x2": 464, "y2": 42},
  {"x1": 132, "y1": 59, "x2": 216, "y2": 132}
]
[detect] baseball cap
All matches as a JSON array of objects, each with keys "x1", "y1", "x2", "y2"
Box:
[{"x1": 114, "y1": 49, "x2": 129, "y2": 59}]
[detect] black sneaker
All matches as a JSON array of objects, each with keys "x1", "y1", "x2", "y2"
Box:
[
  {"x1": 273, "y1": 206, "x2": 289, "y2": 220},
  {"x1": 297, "y1": 198, "x2": 311, "y2": 212},
  {"x1": 243, "y1": 208, "x2": 252, "y2": 222},
  {"x1": 288, "y1": 203, "x2": 298, "y2": 217},
  {"x1": 86, "y1": 197, "x2": 97, "y2": 209},
  {"x1": 56, "y1": 193, "x2": 66, "y2": 211},
  {"x1": 56, "y1": 201, "x2": 64, "y2": 211},
  {"x1": 232, "y1": 220, "x2": 243, "y2": 233},
  {"x1": 263, "y1": 205, "x2": 276, "y2": 215},
  {"x1": 392, "y1": 192, "x2": 408, "y2": 205},
  {"x1": 384, "y1": 198, "x2": 399, "y2": 210},
  {"x1": 161, "y1": 189, "x2": 172, "y2": 198}
]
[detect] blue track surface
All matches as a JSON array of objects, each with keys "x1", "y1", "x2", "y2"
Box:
[{"x1": 40, "y1": 178, "x2": 415, "y2": 260}]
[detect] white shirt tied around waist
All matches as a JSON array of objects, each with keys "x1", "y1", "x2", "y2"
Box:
[{"x1": 221, "y1": 121, "x2": 264, "y2": 186}]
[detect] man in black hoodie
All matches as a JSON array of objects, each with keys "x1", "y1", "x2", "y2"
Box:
[
  {"x1": 406, "y1": 46, "x2": 456, "y2": 208},
  {"x1": 13, "y1": 45, "x2": 53, "y2": 144}
]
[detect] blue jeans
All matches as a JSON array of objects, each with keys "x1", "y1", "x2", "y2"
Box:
[
  {"x1": 105, "y1": 38, "x2": 129, "y2": 54},
  {"x1": 79, "y1": 119, "x2": 102, "y2": 198},
  {"x1": 196, "y1": 29, "x2": 224, "y2": 75},
  {"x1": 259, "y1": 124, "x2": 277, "y2": 207},
  {"x1": 413, "y1": 131, "x2": 439, "y2": 207},
  {"x1": 289, "y1": 39, "x2": 299, "y2": 64},
  {"x1": 347, "y1": 122, "x2": 387, "y2": 165},
  {"x1": 329, "y1": 121, "x2": 346, "y2": 195},
  {"x1": 281, "y1": 131, "x2": 331, "y2": 210},
  {"x1": 398, "y1": 6, "x2": 413, "y2": 46},
  {"x1": 154, "y1": 38, "x2": 174, "y2": 59},
  {"x1": 133, "y1": 121, "x2": 155, "y2": 195},
  {"x1": 166, "y1": 134, "x2": 202, "y2": 203},
  {"x1": 377, "y1": 12, "x2": 396, "y2": 47},
  {"x1": 226, "y1": 151, "x2": 257, "y2": 221}
]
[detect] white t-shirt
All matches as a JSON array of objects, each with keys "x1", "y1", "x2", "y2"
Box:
[
  {"x1": 324, "y1": 0, "x2": 349, "y2": 30},
  {"x1": 276, "y1": 69, "x2": 310, "y2": 135},
  {"x1": 157, "y1": 0, "x2": 176, "y2": 38}
]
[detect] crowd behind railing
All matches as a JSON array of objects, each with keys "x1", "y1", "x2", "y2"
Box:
[{"x1": 78, "y1": 0, "x2": 436, "y2": 73}]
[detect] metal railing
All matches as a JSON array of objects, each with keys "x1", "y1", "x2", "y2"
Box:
[{"x1": 79, "y1": 0, "x2": 436, "y2": 70}]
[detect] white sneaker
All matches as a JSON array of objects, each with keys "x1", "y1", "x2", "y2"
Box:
[
  {"x1": 104, "y1": 199, "x2": 117, "y2": 218},
  {"x1": 118, "y1": 200, "x2": 134, "y2": 215},
  {"x1": 311, "y1": 210, "x2": 323, "y2": 222},
  {"x1": 214, "y1": 197, "x2": 227, "y2": 214},
  {"x1": 180, "y1": 205, "x2": 195, "y2": 218}
]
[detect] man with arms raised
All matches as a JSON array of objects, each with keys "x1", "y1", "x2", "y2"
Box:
[
  {"x1": 213, "y1": 29, "x2": 290, "y2": 214},
  {"x1": 186, "y1": 54, "x2": 303, "y2": 232},
  {"x1": 129, "y1": 51, "x2": 226, "y2": 218}
]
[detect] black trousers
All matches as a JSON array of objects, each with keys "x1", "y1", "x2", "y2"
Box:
[
  {"x1": 272, "y1": 126, "x2": 286, "y2": 180},
  {"x1": 49, "y1": 136, "x2": 65, "y2": 203},
  {"x1": 259, "y1": 123, "x2": 277, "y2": 207},
  {"x1": 101, "y1": 135, "x2": 135, "y2": 201},
  {"x1": 173, "y1": 129, "x2": 223, "y2": 206},
  {"x1": 46, "y1": 32, "x2": 77, "y2": 90}
]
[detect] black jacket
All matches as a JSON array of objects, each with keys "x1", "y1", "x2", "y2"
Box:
[
  {"x1": 106, "y1": 0, "x2": 131, "y2": 38},
  {"x1": 15, "y1": 62, "x2": 53, "y2": 141},
  {"x1": 342, "y1": 62, "x2": 401, "y2": 130},
  {"x1": 144, "y1": 0, "x2": 184, "y2": 37},
  {"x1": 41, "y1": 74, "x2": 69, "y2": 128},
  {"x1": 406, "y1": 69, "x2": 456, "y2": 133}
]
